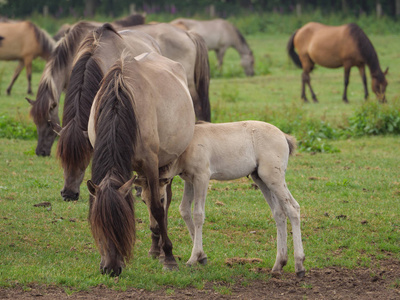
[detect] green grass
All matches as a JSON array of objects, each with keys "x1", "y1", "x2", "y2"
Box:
[{"x1": 0, "y1": 24, "x2": 399, "y2": 293}]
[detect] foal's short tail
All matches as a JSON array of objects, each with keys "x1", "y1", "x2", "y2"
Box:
[
  {"x1": 187, "y1": 31, "x2": 211, "y2": 122},
  {"x1": 287, "y1": 30, "x2": 302, "y2": 68},
  {"x1": 285, "y1": 134, "x2": 297, "y2": 156}
]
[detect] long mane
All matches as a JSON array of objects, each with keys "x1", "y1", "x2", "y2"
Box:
[
  {"x1": 30, "y1": 21, "x2": 99, "y2": 126},
  {"x1": 56, "y1": 24, "x2": 108, "y2": 172},
  {"x1": 90, "y1": 55, "x2": 138, "y2": 262},
  {"x1": 233, "y1": 25, "x2": 253, "y2": 55},
  {"x1": 348, "y1": 23, "x2": 382, "y2": 77}
]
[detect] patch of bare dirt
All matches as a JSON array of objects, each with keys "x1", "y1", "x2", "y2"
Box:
[{"x1": 1, "y1": 259, "x2": 399, "y2": 300}]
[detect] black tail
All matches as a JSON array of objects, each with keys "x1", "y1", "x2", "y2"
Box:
[{"x1": 287, "y1": 30, "x2": 302, "y2": 68}]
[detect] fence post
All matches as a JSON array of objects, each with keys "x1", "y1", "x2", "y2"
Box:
[
  {"x1": 130, "y1": 4, "x2": 136, "y2": 15},
  {"x1": 296, "y1": 3, "x2": 302, "y2": 17},
  {"x1": 376, "y1": 1, "x2": 382, "y2": 18},
  {"x1": 43, "y1": 5, "x2": 49, "y2": 18}
]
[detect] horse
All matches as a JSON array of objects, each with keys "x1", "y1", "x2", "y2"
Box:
[
  {"x1": 28, "y1": 22, "x2": 210, "y2": 158},
  {"x1": 52, "y1": 13, "x2": 146, "y2": 41},
  {"x1": 171, "y1": 18, "x2": 254, "y2": 76},
  {"x1": 287, "y1": 22, "x2": 388, "y2": 103},
  {"x1": 27, "y1": 21, "x2": 101, "y2": 156},
  {"x1": 134, "y1": 121, "x2": 306, "y2": 278},
  {"x1": 0, "y1": 20, "x2": 55, "y2": 95},
  {"x1": 86, "y1": 51, "x2": 195, "y2": 276},
  {"x1": 54, "y1": 24, "x2": 161, "y2": 201}
]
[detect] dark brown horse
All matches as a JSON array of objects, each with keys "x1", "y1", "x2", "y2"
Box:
[
  {"x1": 55, "y1": 24, "x2": 161, "y2": 201},
  {"x1": 27, "y1": 21, "x2": 101, "y2": 156},
  {"x1": 86, "y1": 51, "x2": 195, "y2": 276},
  {"x1": 0, "y1": 21, "x2": 55, "y2": 95},
  {"x1": 287, "y1": 22, "x2": 388, "y2": 103}
]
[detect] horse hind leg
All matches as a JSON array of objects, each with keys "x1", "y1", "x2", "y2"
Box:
[{"x1": 6, "y1": 60, "x2": 24, "y2": 95}]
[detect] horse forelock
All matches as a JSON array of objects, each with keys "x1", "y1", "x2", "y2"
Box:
[
  {"x1": 348, "y1": 23, "x2": 381, "y2": 74},
  {"x1": 30, "y1": 72, "x2": 57, "y2": 125}
]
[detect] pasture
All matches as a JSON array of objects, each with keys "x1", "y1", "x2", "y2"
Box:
[{"x1": 0, "y1": 25, "x2": 399, "y2": 297}]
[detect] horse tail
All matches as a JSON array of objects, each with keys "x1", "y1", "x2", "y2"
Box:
[
  {"x1": 287, "y1": 30, "x2": 302, "y2": 68},
  {"x1": 285, "y1": 134, "x2": 297, "y2": 156},
  {"x1": 56, "y1": 25, "x2": 107, "y2": 173},
  {"x1": 90, "y1": 55, "x2": 138, "y2": 262},
  {"x1": 28, "y1": 21, "x2": 56, "y2": 60},
  {"x1": 186, "y1": 31, "x2": 211, "y2": 122}
]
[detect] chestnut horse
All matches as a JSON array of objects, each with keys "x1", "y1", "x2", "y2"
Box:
[
  {"x1": 0, "y1": 21, "x2": 55, "y2": 95},
  {"x1": 171, "y1": 18, "x2": 254, "y2": 76},
  {"x1": 86, "y1": 51, "x2": 195, "y2": 276},
  {"x1": 135, "y1": 120, "x2": 305, "y2": 278},
  {"x1": 287, "y1": 22, "x2": 388, "y2": 103}
]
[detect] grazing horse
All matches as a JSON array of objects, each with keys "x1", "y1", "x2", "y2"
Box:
[
  {"x1": 135, "y1": 121, "x2": 305, "y2": 278},
  {"x1": 287, "y1": 22, "x2": 388, "y2": 103},
  {"x1": 0, "y1": 21, "x2": 55, "y2": 95},
  {"x1": 86, "y1": 52, "x2": 195, "y2": 276},
  {"x1": 171, "y1": 18, "x2": 254, "y2": 76},
  {"x1": 27, "y1": 21, "x2": 100, "y2": 156},
  {"x1": 52, "y1": 13, "x2": 146, "y2": 41},
  {"x1": 29, "y1": 22, "x2": 210, "y2": 159},
  {"x1": 55, "y1": 24, "x2": 161, "y2": 201}
]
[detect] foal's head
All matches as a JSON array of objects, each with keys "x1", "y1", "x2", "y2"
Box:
[
  {"x1": 372, "y1": 67, "x2": 389, "y2": 103},
  {"x1": 133, "y1": 176, "x2": 171, "y2": 207}
]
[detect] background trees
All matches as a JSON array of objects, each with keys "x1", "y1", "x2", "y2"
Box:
[{"x1": 1, "y1": 0, "x2": 400, "y2": 19}]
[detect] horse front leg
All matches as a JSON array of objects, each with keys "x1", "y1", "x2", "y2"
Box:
[
  {"x1": 25, "y1": 59, "x2": 33, "y2": 95},
  {"x1": 358, "y1": 65, "x2": 369, "y2": 100},
  {"x1": 215, "y1": 47, "x2": 228, "y2": 71}
]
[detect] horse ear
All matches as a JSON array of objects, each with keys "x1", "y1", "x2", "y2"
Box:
[
  {"x1": 87, "y1": 180, "x2": 98, "y2": 197},
  {"x1": 133, "y1": 176, "x2": 147, "y2": 188},
  {"x1": 159, "y1": 178, "x2": 171, "y2": 188},
  {"x1": 384, "y1": 67, "x2": 389, "y2": 75},
  {"x1": 118, "y1": 176, "x2": 136, "y2": 198},
  {"x1": 25, "y1": 97, "x2": 35, "y2": 105},
  {"x1": 48, "y1": 120, "x2": 62, "y2": 136}
]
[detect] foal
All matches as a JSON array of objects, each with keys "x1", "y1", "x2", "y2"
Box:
[{"x1": 135, "y1": 121, "x2": 305, "y2": 278}]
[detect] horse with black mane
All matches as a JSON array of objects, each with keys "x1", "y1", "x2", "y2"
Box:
[
  {"x1": 287, "y1": 22, "x2": 388, "y2": 103},
  {"x1": 86, "y1": 50, "x2": 195, "y2": 276},
  {"x1": 0, "y1": 20, "x2": 55, "y2": 95}
]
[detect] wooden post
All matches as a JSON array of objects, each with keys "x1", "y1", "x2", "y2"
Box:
[
  {"x1": 209, "y1": 5, "x2": 216, "y2": 18},
  {"x1": 396, "y1": 0, "x2": 400, "y2": 16},
  {"x1": 43, "y1": 5, "x2": 49, "y2": 18},
  {"x1": 129, "y1": 4, "x2": 136, "y2": 15},
  {"x1": 341, "y1": 0, "x2": 348, "y2": 14},
  {"x1": 376, "y1": 1, "x2": 382, "y2": 18},
  {"x1": 296, "y1": 3, "x2": 302, "y2": 17}
]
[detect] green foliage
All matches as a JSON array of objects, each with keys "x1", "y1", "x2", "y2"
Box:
[
  {"x1": 347, "y1": 101, "x2": 400, "y2": 136},
  {"x1": 0, "y1": 115, "x2": 37, "y2": 140}
]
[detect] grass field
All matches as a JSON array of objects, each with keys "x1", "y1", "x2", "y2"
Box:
[{"x1": 0, "y1": 22, "x2": 399, "y2": 293}]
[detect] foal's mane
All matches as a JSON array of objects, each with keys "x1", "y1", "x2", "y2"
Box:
[
  {"x1": 56, "y1": 24, "x2": 116, "y2": 171},
  {"x1": 30, "y1": 21, "x2": 99, "y2": 126},
  {"x1": 348, "y1": 23, "x2": 383, "y2": 78},
  {"x1": 90, "y1": 54, "x2": 138, "y2": 261},
  {"x1": 28, "y1": 21, "x2": 56, "y2": 59}
]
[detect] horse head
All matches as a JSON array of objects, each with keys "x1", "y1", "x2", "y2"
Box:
[
  {"x1": 241, "y1": 52, "x2": 255, "y2": 76},
  {"x1": 87, "y1": 176, "x2": 136, "y2": 276},
  {"x1": 133, "y1": 176, "x2": 171, "y2": 207},
  {"x1": 372, "y1": 67, "x2": 389, "y2": 103},
  {"x1": 27, "y1": 97, "x2": 59, "y2": 156}
]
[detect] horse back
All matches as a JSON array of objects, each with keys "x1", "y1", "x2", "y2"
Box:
[{"x1": 0, "y1": 21, "x2": 41, "y2": 60}]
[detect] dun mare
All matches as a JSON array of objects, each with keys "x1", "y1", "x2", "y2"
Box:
[
  {"x1": 29, "y1": 22, "x2": 210, "y2": 158},
  {"x1": 28, "y1": 21, "x2": 100, "y2": 156},
  {"x1": 86, "y1": 51, "x2": 195, "y2": 276},
  {"x1": 135, "y1": 121, "x2": 305, "y2": 277},
  {"x1": 55, "y1": 24, "x2": 161, "y2": 201},
  {"x1": 171, "y1": 18, "x2": 254, "y2": 76},
  {"x1": 287, "y1": 22, "x2": 388, "y2": 103},
  {"x1": 0, "y1": 21, "x2": 55, "y2": 95}
]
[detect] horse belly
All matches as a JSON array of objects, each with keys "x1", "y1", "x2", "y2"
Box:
[{"x1": 209, "y1": 151, "x2": 256, "y2": 181}]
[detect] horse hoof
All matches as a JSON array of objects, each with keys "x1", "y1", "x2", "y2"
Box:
[
  {"x1": 271, "y1": 270, "x2": 282, "y2": 278},
  {"x1": 163, "y1": 262, "x2": 178, "y2": 271},
  {"x1": 296, "y1": 270, "x2": 306, "y2": 278},
  {"x1": 198, "y1": 257, "x2": 207, "y2": 265},
  {"x1": 148, "y1": 250, "x2": 160, "y2": 259}
]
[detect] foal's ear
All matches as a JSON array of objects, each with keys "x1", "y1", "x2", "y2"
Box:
[
  {"x1": 87, "y1": 180, "x2": 98, "y2": 197},
  {"x1": 384, "y1": 67, "x2": 389, "y2": 75},
  {"x1": 25, "y1": 97, "x2": 35, "y2": 105},
  {"x1": 133, "y1": 176, "x2": 147, "y2": 188},
  {"x1": 118, "y1": 177, "x2": 136, "y2": 198}
]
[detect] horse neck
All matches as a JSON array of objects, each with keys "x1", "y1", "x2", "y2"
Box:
[{"x1": 232, "y1": 30, "x2": 252, "y2": 57}]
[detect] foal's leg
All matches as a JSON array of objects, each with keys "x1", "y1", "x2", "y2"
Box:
[
  {"x1": 179, "y1": 181, "x2": 195, "y2": 240},
  {"x1": 251, "y1": 173, "x2": 288, "y2": 275},
  {"x1": 6, "y1": 60, "x2": 24, "y2": 95},
  {"x1": 358, "y1": 65, "x2": 369, "y2": 100},
  {"x1": 186, "y1": 176, "x2": 209, "y2": 266},
  {"x1": 342, "y1": 65, "x2": 351, "y2": 103}
]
